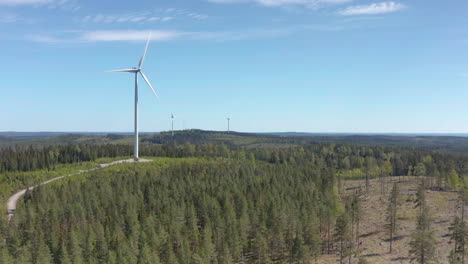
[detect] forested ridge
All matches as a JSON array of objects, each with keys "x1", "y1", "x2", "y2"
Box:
[
  {"x1": 1, "y1": 141, "x2": 468, "y2": 263},
  {"x1": 4, "y1": 130, "x2": 468, "y2": 153}
]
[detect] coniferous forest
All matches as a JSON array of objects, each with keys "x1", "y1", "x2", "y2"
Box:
[{"x1": 1, "y1": 134, "x2": 468, "y2": 263}]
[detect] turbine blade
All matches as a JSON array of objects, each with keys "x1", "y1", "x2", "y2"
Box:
[
  {"x1": 105, "y1": 69, "x2": 138, "y2": 73},
  {"x1": 139, "y1": 32, "x2": 152, "y2": 68},
  {"x1": 140, "y1": 71, "x2": 159, "y2": 101}
]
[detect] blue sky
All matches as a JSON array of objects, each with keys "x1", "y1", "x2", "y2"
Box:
[{"x1": 0, "y1": 0, "x2": 467, "y2": 133}]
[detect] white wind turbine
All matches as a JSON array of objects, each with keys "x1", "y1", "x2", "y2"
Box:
[
  {"x1": 106, "y1": 33, "x2": 159, "y2": 161},
  {"x1": 226, "y1": 114, "x2": 231, "y2": 134},
  {"x1": 171, "y1": 113, "x2": 175, "y2": 137}
]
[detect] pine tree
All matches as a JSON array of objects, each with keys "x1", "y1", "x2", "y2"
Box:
[
  {"x1": 448, "y1": 216, "x2": 466, "y2": 264},
  {"x1": 290, "y1": 235, "x2": 308, "y2": 264},
  {"x1": 200, "y1": 226, "x2": 216, "y2": 264},
  {"x1": 449, "y1": 169, "x2": 460, "y2": 190},
  {"x1": 35, "y1": 242, "x2": 53, "y2": 264},
  {"x1": 409, "y1": 193, "x2": 436, "y2": 264},
  {"x1": 335, "y1": 212, "x2": 353, "y2": 264},
  {"x1": 459, "y1": 185, "x2": 468, "y2": 264},
  {"x1": 414, "y1": 182, "x2": 426, "y2": 216},
  {"x1": 0, "y1": 247, "x2": 13, "y2": 264},
  {"x1": 68, "y1": 230, "x2": 84, "y2": 264},
  {"x1": 358, "y1": 256, "x2": 369, "y2": 264},
  {"x1": 386, "y1": 183, "x2": 400, "y2": 253},
  {"x1": 14, "y1": 246, "x2": 32, "y2": 264},
  {"x1": 350, "y1": 193, "x2": 362, "y2": 245},
  {"x1": 137, "y1": 243, "x2": 161, "y2": 264},
  {"x1": 57, "y1": 242, "x2": 72, "y2": 264}
]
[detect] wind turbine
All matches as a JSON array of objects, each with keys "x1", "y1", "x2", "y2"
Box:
[
  {"x1": 226, "y1": 114, "x2": 231, "y2": 134},
  {"x1": 106, "y1": 33, "x2": 159, "y2": 161},
  {"x1": 171, "y1": 113, "x2": 175, "y2": 136}
]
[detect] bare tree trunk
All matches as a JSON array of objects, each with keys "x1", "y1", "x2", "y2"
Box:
[
  {"x1": 339, "y1": 241, "x2": 343, "y2": 264},
  {"x1": 462, "y1": 197, "x2": 465, "y2": 264},
  {"x1": 356, "y1": 217, "x2": 360, "y2": 246},
  {"x1": 366, "y1": 174, "x2": 369, "y2": 194},
  {"x1": 328, "y1": 221, "x2": 331, "y2": 255},
  {"x1": 389, "y1": 218, "x2": 393, "y2": 253}
]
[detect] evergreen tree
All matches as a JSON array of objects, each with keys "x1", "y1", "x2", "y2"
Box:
[
  {"x1": 335, "y1": 212, "x2": 353, "y2": 264},
  {"x1": 386, "y1": 183, "x2": 400, "y2": 253},
  {"x1": 0, "y1": 247, "x2": 13, "y2": 264},
  {"x1": 449, "y1": 169, "x2": 460, "y2": 190},
  {"x1": 35, "y1": 242, "x2": 53, "y2": 264},
  {"x1": 448, "y1": 216, "x2": 466, "y2": 264},
  {"x1": 414, "y1": 182, "x2": 426, "y2": 216},
  {"x1": 409, "y1": 192, "x2": 436, "y2": 264}
]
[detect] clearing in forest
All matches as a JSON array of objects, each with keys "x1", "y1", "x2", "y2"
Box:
[{"x1": 318, "y1": 176, "x2": 459, "y2": 264}]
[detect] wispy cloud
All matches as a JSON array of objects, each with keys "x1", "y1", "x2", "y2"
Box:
[
  {"x1": 0, "y1": 0, "x2": 80, "y2": 11},
  {"x1": 78, "y1": 8, "x2": 207, "y2": 25},
  {"x1": 29, "y1": 30, "x2": 184, "y2": 43},
  {"x1": 338, "y1": 1, "x2": 405, "y2": 16},
  {"x1": 191, "y1": 24, "x2": 343, "y2": 41},
  {"x1": 0, "y1": 0, "x2": 51, "y2": 5},
  {"x1": 28, "y1": 25, "x2": 344, "y2": 43},
  {"x1": 81, "y1": 30, "x2": 182, "y2": 42},
  {"x1": 0, "y1": 13, "x2": 20, "y2": 23},
  {"x1": 0, "y1": 12, "x2": 34, "y2": 23},
  {"x1": 207, "y1": 0, "x2": 352, "y2": 8}
]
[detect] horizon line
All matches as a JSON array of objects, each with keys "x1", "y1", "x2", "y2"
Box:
[{"x1": 2, "y1": 130, "x2": 468, "y2": 135}]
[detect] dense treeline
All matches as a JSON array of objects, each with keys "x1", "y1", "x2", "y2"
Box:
[
  {"x1": 0, "y1": 144, "x2": 133, "y2": 173},
  {"x1": 2, "y1": 143, "x2": 468, "y2": 190}
]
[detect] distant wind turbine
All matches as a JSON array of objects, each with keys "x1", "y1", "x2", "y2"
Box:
[
  {"x1": 171, "y1": 113, "x2": 175, "y2": 136},
  {"x1": 226, "y1": 114, "x2": 231, "y2": 134},
  {"x1": 106, "y1": 33, "x2": 159, "y2": 161}
]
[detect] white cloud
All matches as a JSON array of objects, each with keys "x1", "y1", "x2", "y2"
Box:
[
  {"x1": 190, "y1": 24, "x2": 342, "y2": 41},
  {"x1": 338, "y1": 1, "x2": 405, "y2": 16},
  {"x1": 0, "y1": 13, "x2": 19, "y2": 23},
  {"x1": 0, "y1": 0, "x2": 51, "y2": 5},
  {"x1": 29, "y1": 30, "x2": 185, "y2": 43},
  {"x1": 130, "y1": 16, "x2": 146, "y2": 22},
  {"x1": 29, "y1": 25, "x2": 344, "y2": 43},
  {"x1": 0, "y1": 0, "x2": 80, "y2": 12},
  {"x1": 81, "y1": 30, "x2": 183, "y2": 42},
  {"x1": 0, "y1": 12, "x2": 34, "y2": 23},
  {"x1": 187, "y1": 13, "x2": 208, "y2": 20},
  {"x1": 78, "y1": 9, "x2": 207, "y2": 25},
  {"x1": 207, "y1": 0, "x2": 352, "y2": 8}
]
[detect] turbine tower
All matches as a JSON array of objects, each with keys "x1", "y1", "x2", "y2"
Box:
[
  {"x1": 106, "y1": 33, "x2": 159, "y2": 161},
  {"x1": 171, "y1": 113, "x2": 175, "y2": 136}
]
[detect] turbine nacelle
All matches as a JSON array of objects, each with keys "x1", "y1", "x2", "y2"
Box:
[
  {"x1": 105, "y1": 33, "x2": 159, "y2": 161},
  {"x1": 105, "y1": 33, "x2": 159, "y2": 101}
]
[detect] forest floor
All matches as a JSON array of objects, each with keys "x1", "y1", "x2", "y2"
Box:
[{"x1": 318, "y1": 176, "x2": 460, "y2": 264}]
